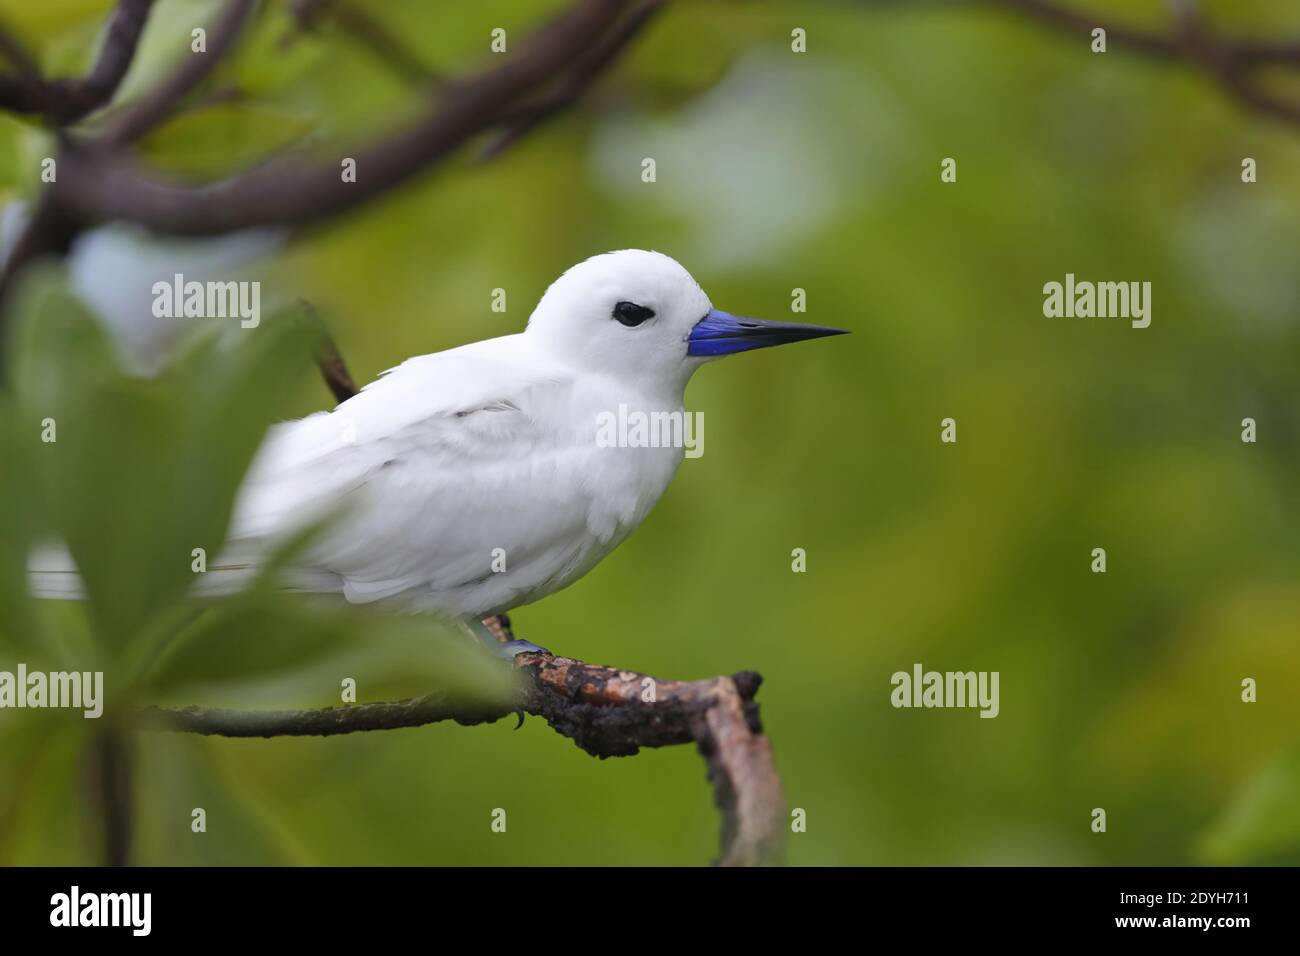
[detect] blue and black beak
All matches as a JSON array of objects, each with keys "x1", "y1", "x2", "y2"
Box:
[{"x1": 687, "y1": 309, "x2": 849, "y2": 357}]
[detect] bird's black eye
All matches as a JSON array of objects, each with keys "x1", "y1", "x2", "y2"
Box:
[{"x1": 612, "y1": 301, "x2": 655, "y2": 327}]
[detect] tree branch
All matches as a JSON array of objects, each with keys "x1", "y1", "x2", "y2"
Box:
[
  {"x1": 0, "y1": 19, "x2": 42, "y2": 78},
  {"x1": 479, "y1": 0, "x2": 664, "y2": 162},
  {"x1": 1169, "y1": 2, "x2": 1300, "y2": 126},
  {"x1": 0, "y1": 0, "x2": 661, "y2": 363},
  {"x1": 315, "y1": 331, "x2": 359, "y2": 404},
  {"x1": 143, "y1": 652, "x2": 787, "y2": 866},
  {"x1": 282, "y1": 0, "x2": 439, "y2": 87},
  {"x1": 995, "y1": 0, "x2": 1300, "y2": 126},
  {"x1": 0, "y1": 0, "x2": 156, "y2": 123},
  {"x1": 0, "y1": 187, "x2": 83, "y2": 344},
  {"x1": 88, "y1": 726, "x2": 134, "y2": 866},
  {"x1": 48, "y1": 0, "x2": 650, "y2": 235},
  {"x1": 99, "y1": 0, "x2": 257, "y2": 147}
]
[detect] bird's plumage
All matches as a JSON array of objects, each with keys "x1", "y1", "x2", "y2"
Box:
[{"x1": 212, "y1": 331, "x2": 684, "y2": 615}]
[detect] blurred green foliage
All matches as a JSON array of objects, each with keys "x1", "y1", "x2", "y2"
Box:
[{"x1": 1, "y1": 0, "x2": 1298, "y2": 865}]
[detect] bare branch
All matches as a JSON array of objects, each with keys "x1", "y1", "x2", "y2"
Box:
[
  {"x1": 87, "y1": 727, "x2": 134, "y2": 867},
  {"x1": 283, "y1": 0, "x2": 438, "y2": 87},
  {"x1": 0, "y1": 0, "x2": 156, "y2": 123},
  {"x1": 692, "y1": 674, "x2": 787, "y2": 867},
  {"x1": 315, "y1": 332, "x2": 359, "y2": 404},
  {"x1": 49, "y1": 0, "x2": 641, "y2": 236},
  {"x1": 100, "y1": 0, "x2": 257, "y2": 147},
  {"x1": 148, "y1": 687, "x2": 502, "y2": 737},
  {"x1": 144, "y1": 652, "x2": 786, "y2": 866},
  {"x1": 995, "y1": 0, "x2": 1300, "y2": 126},
  {"x1": 286, "y1": 299, "x2": 361, "y2": 403},
  {"x1": 0, "y1": 20, "x2": 42, "y2": 78},
  {"x1": 1170, "y1": 3, "x2": 1300, "y2": 125},
  {"x1": 997, "y1": 0, "x2": 1184, "y2": 58},
  {"x1": 0, "y1": 188, "x2": 83, "y2": 350},
  {"x1": 0, "y1": 0, "x2": 661, "y2": 377},
  {"x1": 479, "y1": 0, "x2": 664, "y2": 162},
  {"x1": 1227, "y1": 40, "x2": 1300, "y2": 68}
]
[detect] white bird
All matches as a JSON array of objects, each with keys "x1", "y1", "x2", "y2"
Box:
[{"x1": 30, "y1": 250, "x2": 845, "y2": 653}]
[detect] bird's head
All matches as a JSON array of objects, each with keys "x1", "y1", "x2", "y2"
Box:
[{"x1": 525, "y1": 249, "x2": 846, "y2": 393}]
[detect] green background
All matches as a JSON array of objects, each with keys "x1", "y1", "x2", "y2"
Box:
[{"x1": 1, "y1": 0, "x2": 1298, "y2": 865}]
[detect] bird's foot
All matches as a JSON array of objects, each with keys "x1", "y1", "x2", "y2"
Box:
[
  {"x1": 468, "y1": 617, "x2": 549, "y2": 729},
  {"x1": 493, "y1": 639, "x2": 552, "y2": 659},
  {"x1": 469, "y1": 615, "x2": 551, "y2": 659}
]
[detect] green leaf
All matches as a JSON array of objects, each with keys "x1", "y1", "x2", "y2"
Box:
[
  {"x1": 147, "y1": 599, "x2": 515, "y2": 715},
  {"x1": 9, "y1": 268, "x2": 311, "y2": 655},
  {"x1": 144, "y1": 594, "x2": 354, "y2": 692},
  {"x1": 7, "y1": 265, "x2": 122, "y2": 402}
]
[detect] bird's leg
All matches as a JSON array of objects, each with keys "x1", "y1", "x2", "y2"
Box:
[
  {"x1": 480, "y1": 612, "x2": 515, "y2": 643},
  {"x1": 470, "y1": 614, "x2": 551, "y2": 658},
  {"x1": 467, "y1": 614, "x2": 548, "y2": 730}
]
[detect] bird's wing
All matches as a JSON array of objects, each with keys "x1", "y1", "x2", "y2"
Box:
[
  {"x1": 229, "y1": 335, "x2": 548, "y2": 536},
  {"x1": 207, "y1": 333, "x2": 605, "y2": 609}
]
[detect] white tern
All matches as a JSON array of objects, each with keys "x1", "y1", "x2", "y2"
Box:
[{"x1": 30, "y1": 250, "x2": 845, "y2": 654}]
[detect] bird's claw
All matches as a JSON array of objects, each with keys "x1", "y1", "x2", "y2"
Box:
[
  {"x1": 492, "y1": 639, "x2": 551, "y2": 659},
  {"x1": 467, "y1": 619, "x2": 551, "y2": 660}
]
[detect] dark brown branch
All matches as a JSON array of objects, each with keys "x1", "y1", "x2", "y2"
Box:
[
  {"x1": 997, "y1": 0, "x2": 1183, "y2": 58},
  {"x1": 150, "y1": 687, "x2": 502, "y2": 737},
  {"x1": 1227, "y1": 40, "x2": 1300, "y2": 68},
  {"x1": 479, "y1": 0, "x2": 664, "y2": 162},
  {"x1": 1000, "y1": 0, "x2": 1300, "y2": 66},
  {"x1": 144, "y1": 653, "x2": 787, "y2": 866},
  {"x1": 0, "y1": 188, "x2": 83, "y2": 361},
  {"x1": 1171, "y1": 3, "x2": 1300, "y2": 126},
  {"x1": 0, "y1": 0, "x2": 156, "y2": 123},
  {"x1": 48, "y1": 0, "x2": 643, "y2": 236},
  {"x1": 100, "y1": 0, "x2": 257, "y2": 147},
  {"x1": 289, "y1": 299, "x2": 360, "y2": 403},
  {"x1": 315, "y1": 332, "x2": 359, "y2": 404},
  {"x1": 0, "y1": 0, "x2": 255, "y2": 351},
  {"x1": 0, "y1": 20, "x2": 42, "y2": 78},
  {"x1": 283, "y1": 0, "x2": 438, "y2": 86},
  {"x1": 332, "y1": 5, "x2": 439, "y2": 85},
  {"x1": 0, "y1": 0, "x2": 660, "y2": 382},
  {"x1": 995, "y1": 0, "x2": 1300, "y2": 126},
  {"x1": 88, "y1": 727, "x2": 134, "y2": 866}
]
